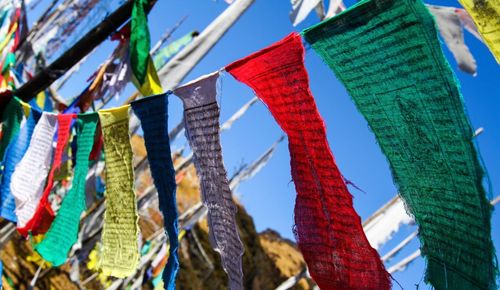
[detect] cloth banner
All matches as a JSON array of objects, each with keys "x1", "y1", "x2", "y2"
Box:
[
  {"x1": 455, "y1": 8, "x2": 482, "y2": 40},
  {"x1": 363, "y1": 196, "x2": 413, "y2": 250},
  {"x1": 0, "y1": 104, "x2": 40, "y2": 222},
  {"x1": 325, "y1": 0, "x2": 345, "y2": 18},
  {"x1": 30, "y1": 90, "x2": 54, "y2": 112},
  {"x1": 98, "y1": 105, "x2": 139, "y2": 277},
  {"x1": 11, "y1": 112, "x2": 57, "y2": 229},
  {"x1": 226, "y1": 33, "x2": 390, "y2": 290},
  {"x1": 290, "y1": 0, "x2": 323, "y2": 26},
  {"x1": 458, "y1": 0, "x2": 500, "y2": 63},
  {"x1": 428, "y1": 5, "x2": 477, "y2": 75},
  {"x1": 131, "y1": 93, "x2": 179, "y2": 290},
  {"x1": 303, "y1": 0, "x2": 497, "y2": 289},
  {"x1": 130, "y1": 0, "x2": 162, "y2": 96},
  {"x1": 131, "y1": 56, "x2": 163, "y2": 97},
  {"x1": 0, "y1": 97, "x2": 23, "y2": 159},
  {"x1": 0, "y1": 91, "x2": 14, "y2": 119},
  {"x1": 174, "y1": 72, "x2": 244, "y2": 290},
  {"x1": 36, "y1": 113, "x2": 98, "y2": 266},
  {"x1": 18, "y1": 113, "x2": 74, "y2": 236},
  {"x1": 153, "y1": 31, "x2": 196, "y2": 70},
  {"x1": 0, "y1": 2, "x2": 22, "y2": 91}
]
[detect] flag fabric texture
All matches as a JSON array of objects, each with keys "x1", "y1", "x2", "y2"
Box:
[
  {"x1": 130, "y1": 0, "x2": 162, "y2": 96},
  {"x1": 0, "y1": 97, "x2": 23, "y2": 159},
  {"x1": 303, "y1": 0, "x2": 497, "y2": 289},
  {"x1": 11, "y1": 112, "x2": 57, "y2": 229},
  {"x1": 428, "y1": 4, "x2": 477, "y2": 75},
  {"x1": 30, "y1": 90, "x2": 55, "y2": 112},
  {"x1": 98, "y1": 105, "x2": 139, "y2": 278},
  {"x1": 362, "y1": 196, "x2": 413, "y2": 250},
  {"x1": 18, "y1": 113, "x2": 74, "y2": 237},
  {"x1": 174, "y1": 71, "x2": 244, "y2": 290},
  {"x1": 0, "y1": 2, "x2": 22, "y2": 91},
  {"x1": 36, "y1": 113, "x2": 98, "y2": 266},
  {"x1": 0, "y1": 104, "x2": 40, "y2": 222},
  {"x1": 458, "y1": 0, "x2": 500, "y2": 63},
  {"x1": 455, "y1": 8, "x2": 482, "y2": 41},
  {"x1": 0, "y1": 91, "x2": 14, "y2": 119},
  {"x1": 131, "y1": 93, "x2": 179, "y2": 290},
  {"x1": 131, "y1": 56, "x2": 163, "y2": 97},
  {"x1": 325, "y1": 0, "x2": 346, "y2": 18},
  {"x1": 153, "y1": 32, "x2": 196, "y2": 70},
  {"x1": 226, "y1": 33, "x2": 390, "y2": 290},
  {"x1": 289, "y1": 0, "x2": 323, "y2": 26}
]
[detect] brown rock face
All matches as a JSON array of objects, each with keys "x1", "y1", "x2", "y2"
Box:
[
  {"x1": 0, "y1": 206, "x2": 312, "y2": 289},
  {"x1": 0, "y1": 136, "x2": 313, "y2": 289},
  {"x1": 175, "y1": 206, "x2": 312, "y2": 290}
]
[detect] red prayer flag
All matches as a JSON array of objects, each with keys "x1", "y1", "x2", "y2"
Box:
[{"x1": 226, "y1": 33, "x2": 390, "y2": 290}]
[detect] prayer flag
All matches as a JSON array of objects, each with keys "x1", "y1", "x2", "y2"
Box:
[
  {"x1": 131, "y1": 93, "x2": 179, "y2": 290},
  {"x1": 98, "y1": 105, "x2": 139, "y2": 277},
  {"x1": 153, "y1": 31, "x2": 197, "y2": 70},
  {"x1": 363, "y1": 196, "x2": 413, "y2": 250},
  {"x1": 226, "y1": 33, "x2": 390, "y2": 290},
  {"x1": 130, "y1": 0, "x2": 162, "y2": 96},
  {"x1": 18, "y1": 114, "x2": 75, "y2": 237},
  {"x1": 458, "y1": 0, "x2": 500, "y2": 63},
  {"x1": 303, "y1": 0, "x2": 497, "y2": 288},
  {"x1": 0, "y1": 102, "x2": 40, "y2": 222},
  {"x1": 11, "y1": 112, "x2": 57, "y2": 229},
  {"x1": 428, "y1": 5, "x2": 477, "y2": 75},
  {"x1": 36, "y1": 113, "x2": 99, "y2": 266},
  {"x1": 290, "y1": 0, "x2": 323, "y2": 26},
  {"x1": 174, "y1": 72, "x2": 244, "y2": 290},
  {"x1": 0, "y1": 97, "x2": 23, "y2": 159}
]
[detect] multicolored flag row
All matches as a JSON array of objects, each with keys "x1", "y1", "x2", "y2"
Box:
[{"x1": 0, "y1": 0, "x2": 498, "y2": 289}]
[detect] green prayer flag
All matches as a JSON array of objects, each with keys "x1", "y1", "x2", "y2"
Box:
[
  {"x1": 0, "y1": 97, "x2": 23, "y2": 160},
  {"x1": 36, "y1": 113, "x2": 98, "y2": 266},
  {"x1": 130, "y1": 0, "x2": 150, "y2": 85},
  {"x1": 153, "y1": 32, "x2": 195, "y2": 69},
  {"x1": 303, "y1": 0, "x2": 497, "y2": 289},
  {"x1": 129, "y1": 0, "x2": 162, "y2": 96},
  {"x1": 2, "y1": 52, "x2": 15, "y2": 74}
]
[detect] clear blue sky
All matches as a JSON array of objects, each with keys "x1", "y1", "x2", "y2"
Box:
[{"x1": 30, "y1": 0, "x2": 499, "y2": 288}]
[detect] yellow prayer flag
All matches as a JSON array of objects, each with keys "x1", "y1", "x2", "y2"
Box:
[
  {"x1": 97, "y1": 105, "x2": 140, "y2": 278},
  {"x1": 132, "y1": 56, "x2": 163, "y2": 97},
  {"x1": 459, "y1": 0, "x2": 500, "y2": 63}
]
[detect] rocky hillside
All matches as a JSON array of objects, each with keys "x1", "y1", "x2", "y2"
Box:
[{"x1": 0, "y1": 136, "x2": 313, "y2": 289}]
